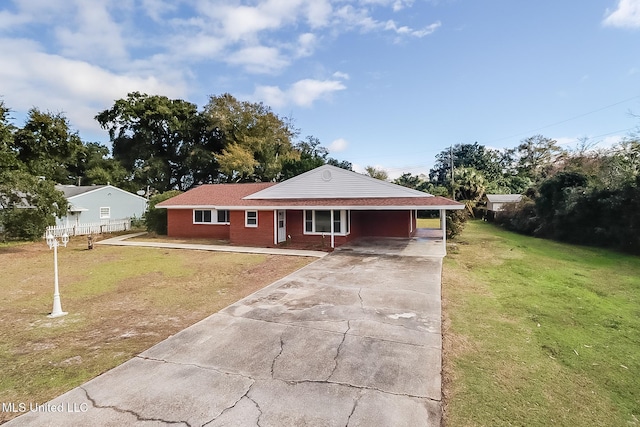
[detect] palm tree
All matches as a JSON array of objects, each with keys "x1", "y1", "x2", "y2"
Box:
[{"x1": 453, "y1": 167, "x2": 486, "y2": 216}]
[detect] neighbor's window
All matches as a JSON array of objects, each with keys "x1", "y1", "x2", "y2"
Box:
[
  {"x1": 304, "y1": 210, "x2": 349, "y2": 235},
  {"x1": 193, "y1": 209, "x2": 230, "y2": 224},
  {"x1": 100, "y1": 207, "x2": 111, "y2": 219},
  {"x1": 245, "y1": 210, "x2": 258, "y2": 227}
]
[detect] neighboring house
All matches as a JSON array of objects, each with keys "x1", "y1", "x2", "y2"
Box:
[
  {"x1": 54, "y1": 184, "x2": 147, "y2": 227},
  {"x1": 157, "y1": 165, "x2": 464, "y2": 249},
  {"x1": 485, "y1": 194, "x2": 523, "y2": 212}
]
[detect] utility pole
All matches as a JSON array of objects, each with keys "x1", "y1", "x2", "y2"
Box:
[{"x1": 450, "y1": 145, "x2": 455, "y2": 201}]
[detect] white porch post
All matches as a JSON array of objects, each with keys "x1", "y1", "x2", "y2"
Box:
[
  {"x1": 273, "y1": 210, "x2": 277, "y2": 245},
  {"x1": 330, "y1": 210, "x2": 335, "y2": 248},
  {"x1": 440, "y1": 209, "x2": 447, "y2": 254}
]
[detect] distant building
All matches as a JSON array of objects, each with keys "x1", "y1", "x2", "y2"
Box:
[
  {"x1": 485, "y1": 194, "x2": 523, "y2": 212},
  {"x1": 55, "y1": 185, "x2": 147, "y2": 227}
]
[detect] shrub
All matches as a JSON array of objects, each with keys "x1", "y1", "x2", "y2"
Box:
[
  {"x1": 446, "y1": 209, "x2": 467, "y2": 239},
  {"x1": 145, "y1": 190, "x2": 182, "y2": 235}
]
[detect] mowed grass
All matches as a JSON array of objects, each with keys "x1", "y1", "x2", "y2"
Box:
[
  {"x1": 0, "y1": 238, "x2": 313, "y2": 423},
  {"x1": 442, "y1": 221, "x2": 640, "y2": 426}
]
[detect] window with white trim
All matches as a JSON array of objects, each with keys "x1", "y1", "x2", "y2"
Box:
[
  {"x1": 100, "y1": 207, "x2": 111, "y2": 219},
  {"x1": 245, "y1": 210, "x2": 258, "y2": 227},
  {"x1": 304, "y1": 210, "x2": 349, "y2": 235},
  {"x1": 193, "y1": 209, "x2": 230, "y2": 224}
]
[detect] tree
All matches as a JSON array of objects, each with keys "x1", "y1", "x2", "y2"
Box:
[
  {"x1": 204, "y1": 93, "x2": 296, "y2": 182},
  {"x1": 326, "y1": 157, "x2": 353, "y2": 171},
  {"x1": 453, "y1": 167, "x2": 487, "y2": 216},
  {"x1": 0, "y1": 172, "x2": 67, "y2": 240},
  {"x1": 96, "y1": 92, "x2": 222, "y2": 192},
  {"x1": 430, "y1": 143, "x2": 503, "y2": 185},
  {"x1": 364, "y1": 166, "x2": 389, "y2": 181},
  {"x1": 280, "y1": 136, "x2": 328, "y2": 180},
  {"x1": 73, "y1": 142, "x2": 130, "y2": 188},
  {"x1": 0, "y1": 101, "x2": 18, "y2": 172},
  {"x1": 12, "y1": 108, "x2": 85, "y2": 184},
  {"x1": 513, "y1": 134, "x2": 563, "y2": 182},
  {"x1": 393, "y1": 172, "x2": 430, "y2": 192},
  {"x1": 145, "y1": 190, "x2": 182, "y2": 235}
]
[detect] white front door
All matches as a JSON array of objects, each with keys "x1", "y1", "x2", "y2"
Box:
[{"x1": 277, "y1": 210, "x2": 286, "y2": 243}]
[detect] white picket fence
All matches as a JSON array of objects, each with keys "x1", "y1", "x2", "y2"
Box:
[{"x1": 45, "y1": 218, "x2": 132, "y2": 237}]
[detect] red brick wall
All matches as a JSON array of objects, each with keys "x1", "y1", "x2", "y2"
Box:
[
  {"x1": 167, "y1": 209, "x2": 230, "y2": 239},
  {"x1": 351, "y1": 210, "x2": 413, "y2": 238},
  {"x1": 285, "y1": 210, "x2": 350, "y2": 248},
  {"x1": 168, "y1": 208, "x2": 415, "y2": 246},
  {"x1": 229, "y1": 210, "x2": 275, "y2": 247}
]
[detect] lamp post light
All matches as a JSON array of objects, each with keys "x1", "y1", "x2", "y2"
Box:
[{"x1": 45, "y1": 232, "x2": 69, "y2": 318}]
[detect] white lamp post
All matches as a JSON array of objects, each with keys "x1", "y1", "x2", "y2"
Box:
[{"x1": 45, "y1": 232, "x2": 69, "y2": 318}]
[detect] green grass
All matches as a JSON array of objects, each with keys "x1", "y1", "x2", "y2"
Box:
[
  {"x1": 0, "y1": 238, "x2": 312, "y2": 423},
  {"x1": 442, "y1": 220, "x2": 640, "y2": 427},
  {"x1": 417, "y1": 217, "x2": 441, "y2": 228}
]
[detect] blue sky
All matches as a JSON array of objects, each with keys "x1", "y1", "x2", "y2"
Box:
[{"x1": 1, "y1": 0, "x2": 639, "y2": 178}]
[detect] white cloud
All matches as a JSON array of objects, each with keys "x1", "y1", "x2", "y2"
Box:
[
  {"x1": 290, "y1": 79, "x2": 347, "y2": 106},
  {"x1": 141, "y1": 0, "x2": 178, "y2": 22},
  {"x1": 328, "y1": 138, "x2": 349, "y2": 152},
  {"x1": 253, "y1": 77, "x2": 347, "y2": 107},
  {"x1": 0, "y1": 0, "x2": 440, "y2": 137},
  {"x1": 0, "y1": 9, "x2": 31, "y2": 30},
  {"x1": 0, "y1": 38, "x2": 185, "y2": 133},
  {"x1": 295, "y1": 32, "x2": 318, "y2": 57},
  {"x1": 305, "y1": 0, "x2": 332, "y2": 27},
  {"x1": 335, "y1": 5, "x2": 440, "y2": 37},
  {"x1": 332, "y1": 71, "x2": 350, "y2": 80},
  {"x1": 385, "y1": 20, "x2": 441, "y2": 37},
  {"x1": 55, "y1": 1, "x2": 128, "y2": 64},
  {"x1": 596, "y1": 134, "x2": 626, "y2": 148},
  {"x1": 226, "y1": 45, "x2": 290, "y2": 74},
  {"x1": 603, "y1": 0, "x2": 640, "y2": 28}
]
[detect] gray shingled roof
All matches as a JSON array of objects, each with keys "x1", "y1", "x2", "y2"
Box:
[{"x1": 55, "y1": 185, "x2": 107, "y2": 198}]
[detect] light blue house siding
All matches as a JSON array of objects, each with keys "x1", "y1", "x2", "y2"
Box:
[{"x1": 55, "y1": 185, "x2": 147, "y2": 227}]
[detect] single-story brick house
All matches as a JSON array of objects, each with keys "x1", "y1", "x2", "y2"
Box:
[{"x1": 157, "y1": 165, "x2": 464, "y2": 248}]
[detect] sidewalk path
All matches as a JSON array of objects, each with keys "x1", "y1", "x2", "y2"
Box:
[{"x1": 96, "y1": 232, "x2": 328, "y2": 258}]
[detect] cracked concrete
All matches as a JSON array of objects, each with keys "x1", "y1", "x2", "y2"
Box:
[{"x1": 5, "y1": 236, "x2": 444, "y2": 426}]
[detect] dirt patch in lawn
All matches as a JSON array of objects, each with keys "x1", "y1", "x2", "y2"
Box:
[{"x1": 0, "y1": 237, "x2": 313, "y2": 423}]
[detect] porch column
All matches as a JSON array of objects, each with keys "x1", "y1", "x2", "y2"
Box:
[
  {"x1": 440, "y1": 209, "x2": 447, "y2": 255},
  {"x1": 273, "y1": 209, "x2": 277, "y2": 245},
  {"x1": 330, "y1": 209, "x2": 335, "y2": 248}
]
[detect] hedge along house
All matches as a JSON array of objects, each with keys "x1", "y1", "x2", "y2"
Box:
[{"x1": 157, "y1": 165, "x2": 464, "y2": 249}]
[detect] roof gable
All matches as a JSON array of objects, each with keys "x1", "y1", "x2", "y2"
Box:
[{"x1": 244, "y1": 165, "x2": 433, "y2": 200}]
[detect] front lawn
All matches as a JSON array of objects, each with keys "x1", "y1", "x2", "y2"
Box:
[
  {"x1": 0, "y1": 238, "x2": 313, "y2": 424},
  {"x1": 442, "y1": 221, "x2": 639, "y2": 426}
]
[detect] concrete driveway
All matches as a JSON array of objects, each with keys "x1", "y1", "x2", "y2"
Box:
[{"x1": 6, "y1": 236, "x2": 445, "y2": 427}]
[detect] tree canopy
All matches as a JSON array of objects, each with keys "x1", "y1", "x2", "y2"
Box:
[
  {"x1": 96, "y1": 92, "x2": 222, "y2": 192},
  {"x1": 0, "y1": 102, "x2": 68, "y2": 239},
  {"x1": 204, "y1": 94, "x2": 297, "y2": 182}
]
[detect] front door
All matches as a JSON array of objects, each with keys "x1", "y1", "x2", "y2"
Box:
[{"x1": 277, "y1": 210, "x2": 286, "y2": 243}]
